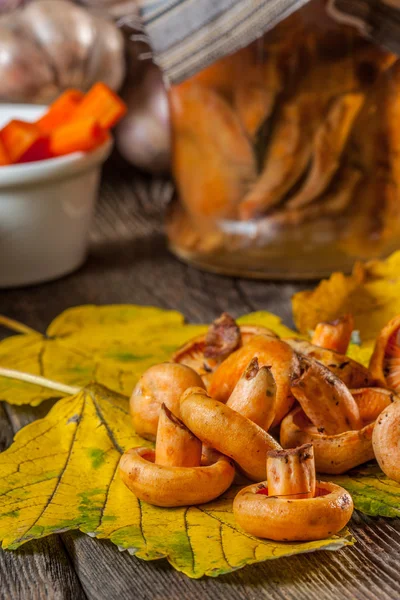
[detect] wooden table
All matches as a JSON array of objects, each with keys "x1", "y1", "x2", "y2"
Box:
[{"x1": 1, "y1": 164, "x2": 399, "y2": 600}]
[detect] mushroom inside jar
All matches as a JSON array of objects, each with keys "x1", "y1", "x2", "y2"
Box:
[{"x1": 166, "y1": 0, "x2": 400, "y2": 279}]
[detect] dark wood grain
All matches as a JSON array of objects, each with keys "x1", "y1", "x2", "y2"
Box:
[{"x1": 0, "y1": 162, "x2": 399, "y2": 600}]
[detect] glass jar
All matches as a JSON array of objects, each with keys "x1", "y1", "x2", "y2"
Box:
[{"x1": 166, "y1": 0, "x2": 400, "y2": 279}]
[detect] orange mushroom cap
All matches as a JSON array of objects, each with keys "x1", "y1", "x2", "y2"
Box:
[{"x1": 233, "y1": 480, "x2": 353, "y2": 541}]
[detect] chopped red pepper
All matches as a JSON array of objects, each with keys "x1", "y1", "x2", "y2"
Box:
[
  {"x1": 0, "y1": 83, "x2": 125, "y2": 166},
  {"x1": 37, "y1": 89, "x2": 84, "y2": 134},
  {"x1": 70, "y1": 82, "x2": 127, "y2": 129},
  {"x1": 50, "y1": 118, "x2": 109, "y2": 157},
  {"x1": 0, "y1": 138, "x2": 10, "y2": 166},
  {"x1": 0, "y1": 120, "x2": 51, "y2": 164}
]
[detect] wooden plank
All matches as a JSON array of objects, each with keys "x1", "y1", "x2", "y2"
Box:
[
  {"x1": 0, "y1": 164, "x2": 399, "y2": 599},
  {"x1": 60, "y1": 517, "x2": 400, "y2": 600}
]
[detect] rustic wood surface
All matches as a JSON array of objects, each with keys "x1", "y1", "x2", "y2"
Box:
[{"x1": 1, "y1": 163, "x2": 400, "y2": 600}]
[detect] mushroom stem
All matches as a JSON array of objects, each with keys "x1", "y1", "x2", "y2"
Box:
[
  {"x1": 267, "y1": 444, "x2": 316, "y2": 499},
  {"x1": 227, "y1": 358, "x2": 276, "y2": 430},
  {"x1": 209, "y1": 335, "x2": 299, "y2": 427},
  {"x1": 180, "y1": 386, "x2": 281, "y2": 482},
  {"x1": 155, "y1": 403, "x2": 202, "y2": 468},
  {"x1": 311, "y1": 314, "x2": 354, "y2": 355},
  {"x1": 291, "y1": 355, "x2": 362, "y2": 435}
]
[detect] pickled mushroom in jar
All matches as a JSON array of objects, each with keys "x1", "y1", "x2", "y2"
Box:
[
  {"x1": 167, "y1": 0, "x2": 400, "y2": 278},
  {"x1": 170, "y1": 82, "x2": 257, "y2": 220}
]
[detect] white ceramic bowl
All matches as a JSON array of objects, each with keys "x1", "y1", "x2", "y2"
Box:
[{"x1": 0, "y1": 104, "x2": 112, "y2": 288}]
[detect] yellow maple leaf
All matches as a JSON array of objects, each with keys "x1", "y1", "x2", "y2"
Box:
[
  {"x1": 0, "y1": 306, "x2": 205, "y2": 406},
  {"x1": 0, "y1": 383, "x2": 353, "y2": 578},
  {"x1": 331, "y1": 463, "x2": 400, "y2": 518},
  {"x1": 0, "y1": 306, "x2": 296, "y2": 406},
  {"x1": 292, "y1": 251, "x2": 400, "y2": 344}
]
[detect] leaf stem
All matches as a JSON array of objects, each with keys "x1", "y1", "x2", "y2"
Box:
[
  {"x1": 0, "y1": 367, "x2": 81, "y2": 396},
  {"x1": 0, "y1": 316, "x2": 40, "y2": 336}
]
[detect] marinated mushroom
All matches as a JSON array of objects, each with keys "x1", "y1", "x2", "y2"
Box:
[
  {"x1": 120, "y1": 403, "x2": 235, "y2": 507},
  {"x1": 129, "y1": 362, "x2": 205, "y2": 441},
  {"x1": 179, "y1": 387, "x2": 281, "y2": 481},
  {"x1": 369, "y1": 314, "x2": 400, "y2": 391},
  {"x1": 286, "y1": 93, "x2": 364, "y2": 210},
  {"x1": 372, "y1": 399, "x2": 400, "y2": 483},
  {"x1": 266, "y1": 166, "x2": 363, "y2": 228},
  {"x1": 285, "y1": 338, "x2": 375, "y2": 388},
  {"x1": 233, "y1": 444, "x2": 353, "y2": 541},
  {"x1": 234, "y1": 52, "x2": 281, "y2": 140},
  {"x1": 238, "y1": 94, "x2": 320, "y2": 220},
  {"x1": 170, "y1": 82, "x2": 257, "y2": 220},
  {"x1": 209, "y1": 335, "x2": 300, "y2": 427},
  {"x1": 311, "y1": 314, "x2": 355, "y2": 355},
  {"x1": 291, "y1": 355, "x2": 362, "y2": 435},
  {"x1": 281, "y1": 387, "x2": 394, "y2": 474},
  {"x1": 227, "y1": 358, "x2": 277, "y2": 431}
]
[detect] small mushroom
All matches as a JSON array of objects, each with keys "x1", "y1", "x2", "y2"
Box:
[
  {"x1": 179, "y1": 387, "x2": 281, "y2": 481},
  {"x1": 120, "y1": 403, "x2": 235, "y2": 507},
  {"x1": 234, "y1": 44, "x2": 282, "y2": 140},
  {"x1": 172, "y1": 314, "x2": 278, "y2": 388},
  {"x1": 285, "y1": 338, "x2": 375, "y2": 388},
  {"x1": 155, "y1": 404, "x2": 202, "y2": 467},
  {"x1": 233, "y1": 444, "x2": 353, "y2": 541},
  {"x1": 238, "y1": 94, "x2": 319, "y2": 220},
  {"x1": 209, "y1": 335, "x2": 300, "y2": 427},
  {"x1": 129, "y1": 362, "x2": 205, "y2": 441},
  {"x1": 369, "y1": 314, "x2": 400, "y2": 392},
  {"x1": 311, "y1": 314, "x2": 354, "y2": 355},
  {"x1": 169, "y1": 82, "x2": 257, "y2": 220},
  {"x1": 286, "y1": 93, "x2": 364, "y2": 210},
  {"x1": 280, "y1": 388, "x2": 394, "y2": 474},
  {"x1": 372, "y1": 399, "x2": 400, "y2": 483},
  {"x1": 291, "y1": 355, "x2": 362, "y2": 435},
  {"x1": 226, "y1": 358, "x2": 277, "y2": 431},
  {"x1": 265, "y1": 166, "x2": 362, "y2": 228}
]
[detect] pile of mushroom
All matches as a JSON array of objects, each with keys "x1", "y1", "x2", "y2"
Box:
[{"x1": 119, "y1": 310, "x2": 400, "y2": 541}]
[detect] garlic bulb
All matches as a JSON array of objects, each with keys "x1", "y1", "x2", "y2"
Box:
[
  {"x1": 0, "y1": 0, "x2": 25, "y2": 12},
  {"x1": 0, "y1": 0, "x2": 125, "y2": 103},
  {"x1": 0, "y1": 25, "x2": 58, "y2": 103},
  {"x1": 116, "y1": 64, "x2": 171, "y2": 174}
]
